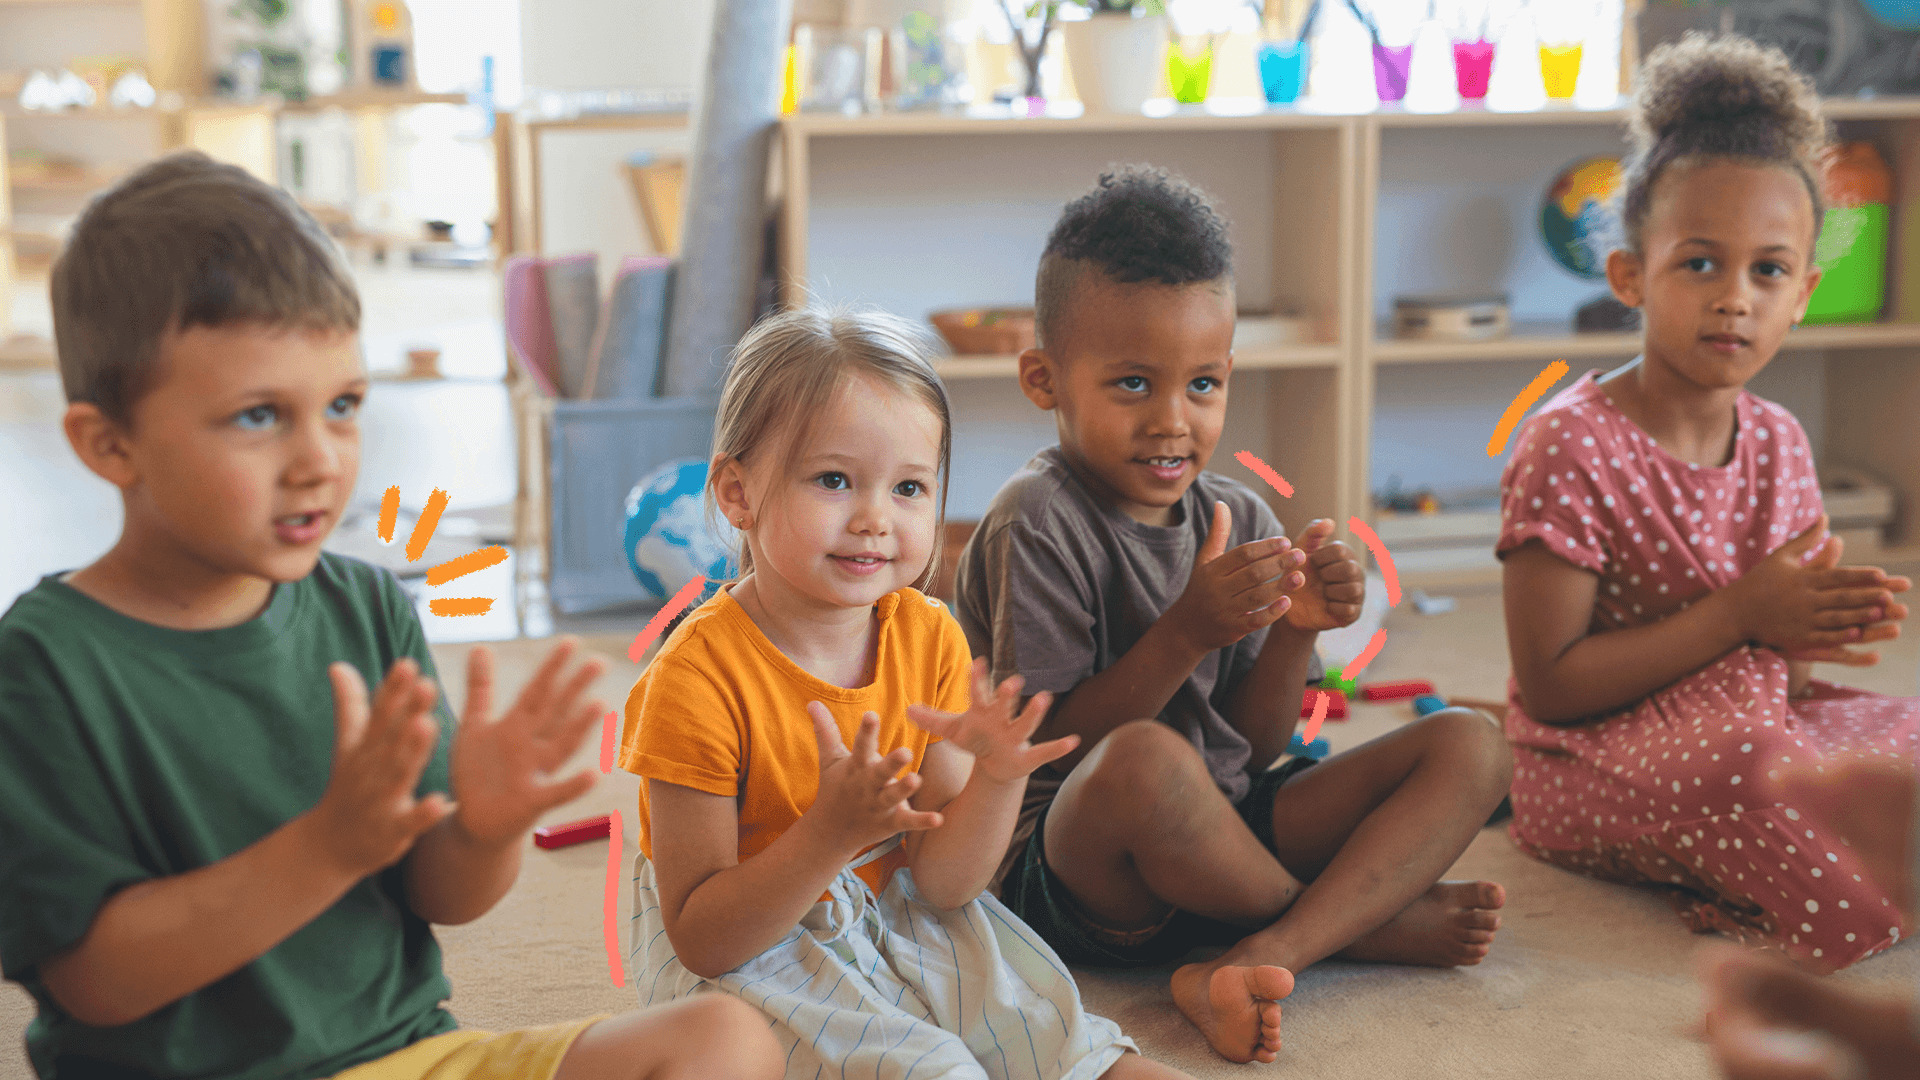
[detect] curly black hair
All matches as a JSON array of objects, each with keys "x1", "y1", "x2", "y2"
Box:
[
  {"x1": 1619, "y1": 33, "x2": 1831, "y2": 253},
  {"x1": 1034, "y1": 165, "x2": 1234, "y2": 351}
]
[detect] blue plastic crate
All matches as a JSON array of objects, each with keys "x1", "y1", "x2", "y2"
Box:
[{"x1": 547, "y1": 395, "x2": 718, "y2": 614}]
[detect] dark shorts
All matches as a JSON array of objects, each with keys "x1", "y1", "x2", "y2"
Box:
[{"x1": 999, "y1": 756, "x2": 1316, "y2": 969}]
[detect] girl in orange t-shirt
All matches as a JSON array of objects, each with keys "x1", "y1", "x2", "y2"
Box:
[{"x1": 620, "y1": 308, "x2": 1185, "y2": 1080}]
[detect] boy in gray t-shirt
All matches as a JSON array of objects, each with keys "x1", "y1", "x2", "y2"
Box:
[{"x1": 954, "y1": 167, "x2": 1515, "y2": 1066}]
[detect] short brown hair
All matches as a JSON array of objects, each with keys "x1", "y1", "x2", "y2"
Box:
[
  {"x1": 51, "y1": 151, "x2": 360, "y2": 423},
  {"x1": 1619, "y1": 33, "x2": 1831, "y2": 253},
  {"x1": 709, "y1": 307, "x2": 953, "y2": 594}
]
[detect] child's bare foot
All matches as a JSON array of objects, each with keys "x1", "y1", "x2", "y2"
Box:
[
  {"x1": 1169, "y1": 959, "x2": 1293, "y2": 1064},
  {"x1": 1336, "y1": 880, "x2": 1505, "y2": 967}
]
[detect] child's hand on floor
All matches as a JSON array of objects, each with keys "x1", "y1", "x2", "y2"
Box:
[
  {"x1": 313, "y1": 659, "x2": 455, "y2": 876},
  {"x1": 804, "y1": 703, "x2": 945, "y2": 856},
  {"x1": 447, "y1": 639, "x2": 607, "y2": 846},
  {"x1": 1281, "y1": 518, "x2": 1366, "y2": 632},
  {"x1": 1729, "y1": 516, "x2": 1908, "y2": 665},
  {"x1": 906, "y1": 658, "x2": 1078, "y2": 784},
  {"x1": 1166, "y1": 500, "x2": 1307, "y2": 654}
]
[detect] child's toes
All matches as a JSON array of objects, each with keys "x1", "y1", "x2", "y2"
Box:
[{"x1": 1463, "y1": 907, "x2": 1502, "y2": 931}]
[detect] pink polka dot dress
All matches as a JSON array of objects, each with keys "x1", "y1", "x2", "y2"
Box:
[{"x1": 1497, "y1": 372, "x2": 1918, "y2": 969}]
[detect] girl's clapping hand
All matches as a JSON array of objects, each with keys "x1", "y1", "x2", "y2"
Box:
[
  {"x1": 805, "y1": 703, "x2": 945, "y2": 855},
  {"x1": 1731, "y1": 516, "x2": 1910, "y2": 663},
  {"x1": 906, "y1": 659, "x2": 1079, "y2": 785}
]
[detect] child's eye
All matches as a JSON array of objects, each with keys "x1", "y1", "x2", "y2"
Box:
[
  {"x1": 233, "y1": 404, "x2": 278, "y2": 431},
  {"x1": 1683, "y1": 256, "x2": 1716, "y2": 273},
  {"x1": 326, "y1": 394, "x2": 362, "y2": 420},
  {"x1": 1189, "y1": 377, "x2": 1219, "y2": 394},
  {"x1": 1116, "y1": 376, "x2": 1147, "y2": 393},
  {"x1": 1753, "y1": 261, "x2": 1788, "y2": 279},
  {"x1": 815, "y1": 472, "x2": 849, "y2": 491},
  {"x1": 894, "y1": 479, "x2": 927, "y2": 498}
]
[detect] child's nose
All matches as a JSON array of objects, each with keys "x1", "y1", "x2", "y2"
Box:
[
  {"x1": 287, "y1": 424, "x2": 347, "y2": 484},
  {"x1": 1147, "y1": 394, "x2": 1192, "y2": 436},
  {"x1": 1712, "y1": 279, "x2": 1755, "y2": 316},
  {"x1": 849, "y1": 490, "x2": 891, "y2": 535}
]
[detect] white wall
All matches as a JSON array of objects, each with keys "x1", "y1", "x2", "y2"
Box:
[{"x1": 521, "y1": 0, "x2": 716, "y2": 93}]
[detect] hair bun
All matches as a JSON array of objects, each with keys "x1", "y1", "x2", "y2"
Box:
[{"x1": 1630, "y1": 33, "x2": 1828, "y2": 162}]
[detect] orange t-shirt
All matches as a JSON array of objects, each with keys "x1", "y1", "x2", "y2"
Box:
[{"x1": 619, "y1": 585, "x2": 969, "y2": 896}]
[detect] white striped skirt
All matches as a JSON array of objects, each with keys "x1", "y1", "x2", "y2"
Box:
[{"x1": 630, "y1": 840, "x2": 1135, "y2": 1080}]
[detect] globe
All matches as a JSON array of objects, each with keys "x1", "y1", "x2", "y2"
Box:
[
  {"x1": 623, "y1": 459, "x2": 735, "y2": 603},
  {"x1": 1540, "y1": 156, "x2": 1622, "y2": 280}
]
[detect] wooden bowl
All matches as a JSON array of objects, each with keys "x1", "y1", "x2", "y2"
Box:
[{"x1": 929, "y1": 308, "x2": 1035, "y2": 357}]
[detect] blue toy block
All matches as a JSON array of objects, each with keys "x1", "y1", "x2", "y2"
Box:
[
  {"x1": 1287, "y1": 733, "x2": 1331, "y2": 760},
  {"x1": 1413, "y1": 694, "x2": 1448, "y2": 717}
]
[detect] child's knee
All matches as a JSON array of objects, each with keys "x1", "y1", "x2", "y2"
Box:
[
  {"x1": 676, "y1": 995, "x2": 780, "y2": 1066},
  {"x1": 1077, "y1": 718, "x2": 1209, "y2": 805},
  {"x1": 1421, "y1": 708, "x2": 1514, "y2": 794}
]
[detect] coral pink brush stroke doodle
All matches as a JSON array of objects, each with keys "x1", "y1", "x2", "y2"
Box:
[
  {"x1": 604, "y1": 809, "x2": 626, "y2": 988},
  {"x1": 1339, "y1": 629, "x2": 1388, "y2": 682},
  {"x1": 1300, "y1": 691, "x2": 1332, "y2": 744},
  {"x1": 1346, "y1": 517, "x2": 1401, "y2": 607},
  {"x1": 1233, "y1": 450, "x2": 1295, "y2": 498},
  {"x1": 600, "y1": 710, "x2": 617, "y2": 774},
  {"x1": 628, "y1": 575, "x2": 709, "y2": 662}
]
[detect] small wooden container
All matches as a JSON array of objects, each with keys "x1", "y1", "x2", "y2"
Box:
[
  {"x1": 929, "y1": 308, "x2": 1036, "y2": 356},
  {"x1": 1391, "y1": 294, "x2": 1511, "y2": 341}
]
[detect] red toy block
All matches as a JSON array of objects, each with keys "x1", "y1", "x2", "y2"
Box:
[
  {"x1": 1299, "y1": 689, "x2": 1348, "y2": 719},
  {"x1": 1360, "y1": 680, "x2": 1435, "y2": 702},
  {"x1": 533, "y1": 814, "x2": 613, "y2": 849}
]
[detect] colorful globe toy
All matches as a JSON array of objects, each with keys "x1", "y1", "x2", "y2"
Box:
[
  {"x1": 1540, "y1": 156, "x2": 1623, "y2": 280},
  {"x1": 623, "y1": 458, "x2": 735, "y2": 603}
]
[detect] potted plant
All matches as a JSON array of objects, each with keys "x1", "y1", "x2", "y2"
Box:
[{"x1": 1058, "y1": 0, "x2": 1170, "y2": 114}]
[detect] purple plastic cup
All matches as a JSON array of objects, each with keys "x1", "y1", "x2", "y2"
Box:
[
  {"x1": 1452, "y1": 39, "x2": 1494, "y2": 100},
  {"x1": 1372, "y1": 42, "x2": 1413, "y2": 102}
]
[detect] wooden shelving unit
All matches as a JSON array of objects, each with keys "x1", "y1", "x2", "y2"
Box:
[{"x1": 777, "y1": 95, "x2": 1920, "y2": 561}]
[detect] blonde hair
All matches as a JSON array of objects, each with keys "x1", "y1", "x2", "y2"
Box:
[{"x1": 709, "y1": 307, "x2": 953, "y2": 594}]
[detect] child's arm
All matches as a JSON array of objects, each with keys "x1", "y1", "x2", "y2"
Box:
[
  {"x1": 405, "y1": 642, "x2": 605, "y2": 924},
  {"x1": 38, "y1": 661, "x2": 451, "y2": 1027},
  {"x1": 1039, "y1": 501, "x2": 1305, "y2": 771},
  {"x1": 1506, "y1": 518, "x2": 1907, "y2": 723},
  {"x1": 647, "y1": 707, "x2": 942, "y2": 979},
  {"x1": 903, "y1": 661, "x2": 1077, "y2": 909},
  {"x1": 1223, "y1": 520, "x2": 1364, "y2": 769}
]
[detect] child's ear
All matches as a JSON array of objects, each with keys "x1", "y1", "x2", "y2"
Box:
[
  {"x1": 1792, "y1": 263, "x2": 1824, "y2": 323},
  {"x1": 1604, "y1": 248, "x2": 1644, "y2": 309},
  {"x1": 62, "y1": 402, "x2": 139, "y2": 489},
  {"x1": 710, "y1": 454, "x2": 753, "y2": 529},
  {"x1": 1017, "y1": 349, "x2": 1057, "y2": 411}
]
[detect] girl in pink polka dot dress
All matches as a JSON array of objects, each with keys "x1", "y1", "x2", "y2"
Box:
[{"x1": 1497, "y1": 35, "x2": 1918, "y2": 971}]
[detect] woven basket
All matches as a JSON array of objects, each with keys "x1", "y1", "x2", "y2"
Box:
[{"x1": 929, "y1": 308, "x2": 1036, "y2": 356}]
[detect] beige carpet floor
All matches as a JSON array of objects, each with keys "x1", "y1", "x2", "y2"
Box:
[{"x1": 5, "y1": 580, "x2": 1916, "y2": 1079}]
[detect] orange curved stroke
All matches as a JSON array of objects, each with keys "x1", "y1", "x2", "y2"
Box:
[{"x1": 1486, "y1": 360, "x2": 1569, "y2": 457}]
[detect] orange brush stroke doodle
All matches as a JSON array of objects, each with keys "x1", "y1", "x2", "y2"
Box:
[
  {"x1": 629, "y1": 575, "x2": 709, "y2": 662},
  {"x1": 1346, "y1": 517, "x2": 1401, "y2": 607},
  {"x1": 1339, "y1": 628, "x2": 1388, "y2": 682},
  {"x1": 405, "y1": 488, "x2": 451, "y2": 563},
  {"x1": 1234, "y1": 450, "x2": 1295, "y2": 498},
  {"x1": 599, "y1": 710, "x2": 617, "y2": 774},
  {"x1": 1487, "y1": 360, "x2": 1569, "y2": 457},
  {"x1": 378, "y1": 486, "x2": 400, "y2": 543},
  {"x1": 1300, "y1": 691, "x2": 1331, "y2": 744},
  {"x1": 428, "y1": 597, "x2": 494, "y2": 617},
  {"x1": 604, "y1": 809, "x2": 626, "y2": 988},
  {"x1": 425, "y1": 545, "x2": 508, "y2": 586}
]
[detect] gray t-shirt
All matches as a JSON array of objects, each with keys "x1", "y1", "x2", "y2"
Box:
[{"x1": 954, "y1": 445, "x2": 1322, "y2": 886}]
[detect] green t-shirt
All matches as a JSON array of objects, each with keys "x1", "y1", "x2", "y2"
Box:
[{"x1": 0, "y1": 554, "x2": 460, "y2": 1079}]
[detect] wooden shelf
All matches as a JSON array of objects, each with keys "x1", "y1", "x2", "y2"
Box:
[
  {"x1": 0, "y1": 335, "x2": 56, "y2": 370},
  {"x1": 1369, "y1": 321, "x2": 1920, "y2": 364},
  {"x1": 8, "y1": 165, "x2": 124, "y2": 193},
  {"x1": 279, "y1": 89, "x2": 469, "y2": 112},
  {"x1": 933, "y1": 317, "x2": 1340, "y2": 379}
]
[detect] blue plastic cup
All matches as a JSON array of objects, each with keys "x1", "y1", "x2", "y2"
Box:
[{"x1": 1258, "y1": 39, "x2": 1309, "y2": 104}]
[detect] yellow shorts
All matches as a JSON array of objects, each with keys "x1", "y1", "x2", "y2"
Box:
[{"x1": 329, "y1": 1017, "x2": 606, "y2": 1080}]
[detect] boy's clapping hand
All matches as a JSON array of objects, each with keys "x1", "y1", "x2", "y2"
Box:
[
  {"x1": 1282, "y1": 519, "x2": 1367, "y2": 632},
  {"x1": 314, "y1": 659, "x2": 454, "y2": 877},
  {"x1": 1167, "y1": 501, "x2": 1308, "y2": 653},
  {"x1": 448, "y1": 640, "x2": 607, "y2": 846},
  {"x1": 907, "y1": 658, "x2": 1079, "y2": 784},
  {"x1": 804, "y1": 704, "x2": 945, "y2": 855}
]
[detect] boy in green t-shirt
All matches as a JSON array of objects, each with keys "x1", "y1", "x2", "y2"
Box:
[{"x1": 0, "y1": 153, "x2": 781, "y2": 1080}]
